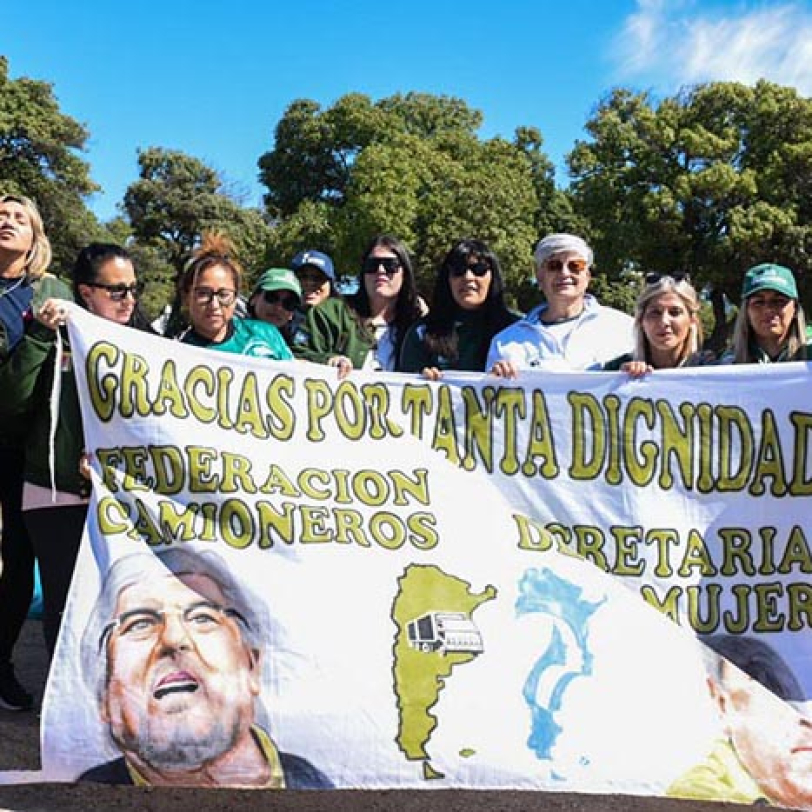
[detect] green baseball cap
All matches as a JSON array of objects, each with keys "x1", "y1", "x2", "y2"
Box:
[
  {"x1": 253, "y1": 267, "x2": 302, "y2": 299},
  {"x1": 742, "y1": 263, "x2": 798, "y2": 300}
]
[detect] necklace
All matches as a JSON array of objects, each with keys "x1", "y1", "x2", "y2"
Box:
[{"x1": 0, "y1": 274, "x2": 26, "y2": 300}]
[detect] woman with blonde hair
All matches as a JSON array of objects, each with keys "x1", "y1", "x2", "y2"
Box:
[
  {"x1": 724, "y1": 263, "x2": 810, "y2": 364},
  {"x1": 178, "y1": 232, "x2": 293, "y2": 360},
  {"x1": 0, "y1": 193, "x2": 70, "y2": 710},
  {"x1": 604, "y1": 274, "x2": 712, "y2": 376},
  {"x1": 0, "y1": 194, "x2": 61, "y2": 357}
]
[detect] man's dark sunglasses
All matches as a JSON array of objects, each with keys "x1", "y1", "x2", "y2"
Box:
[
  {"x1": 450, "y1": 262, "x2": 491, "y2": 278},
  {"x1": 362, "y1": 257, "x2": 401, "y2": 276},
  {"x1": 263, "y1": 290, "x2": 299, "y2": 311}
]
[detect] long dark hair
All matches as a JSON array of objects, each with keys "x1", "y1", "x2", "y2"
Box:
[
  {"x1": 349, "y1": 234, "x2": 422, "y2": 358},
  {"x1": 72, "y1": 243, "x2": 153, "y2": 332},
  {"x1": 423, "y1": 239, "x2": 515, "y2": 366}
]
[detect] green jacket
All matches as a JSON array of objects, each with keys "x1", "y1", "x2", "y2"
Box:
[
  {"x1": 0, "y1": 274, "x2": 73, "y2": 451},
  {"x1": 0, "y1": 278, "x2": 85, "y2": 493},
  {"x1": 0, "y1": 273, "x2": 70, "y2": 362},
  {"x1": 294, "y1": 298, "x2": 376, "y2": 370}
]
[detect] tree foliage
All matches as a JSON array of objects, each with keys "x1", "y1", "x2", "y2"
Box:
[
  {"x1": 122, "y1": 147, "x2": 273, "y2": 325},
  {"x1": 568, "y1": 81, "x2": 812, "y2": 344},
  {"x1": 0, "y1": 56, "x2": 104, "y2": 274},
  {"x1": 124, "y1": 147, "x2": 272, "y2": 280},
  {"x1": 259, "y1": 92, "x2": 568, "y2": 302},
  {"x1": 12, "y1": 53, "x2": 812, "y2": 337}
]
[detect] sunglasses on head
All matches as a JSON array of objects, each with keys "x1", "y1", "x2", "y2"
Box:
[
  {"x1": 450, "y1": 261, "x2": 491, "y2": 278},
  {"x1": 645, "y1": 272, "x2": 690, "y2": 285},
  {"x1": 87, "y1": 281, "x2": 141, "y2": 301},
  {"x1": 263, "y1": 290, "x2": 299, "y2": 311},
  {"x1": 545, "y1": 258, "x2": 588, "y2": 274},
  {"x1": 362, "y1": 257, "x2": 401, "y2": 276}
]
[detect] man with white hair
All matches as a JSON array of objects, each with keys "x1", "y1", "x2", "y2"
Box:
[
  {"x1": 79, "y1": 548, "x2": 332, "y2": 788},
  {"x1": 487, "y1": 233, "x2": 633, "y2": 375}
]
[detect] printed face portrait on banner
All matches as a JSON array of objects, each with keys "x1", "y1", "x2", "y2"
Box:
[
  {"x1": 713, "y1": 654, "x2": 812, "y2": 808},
  {"x1": 669, "y1": 634, "x2": 812, "y2": 809},
  {"x1": 80, "y1": 548, "x2": 331, "y2": 788}
]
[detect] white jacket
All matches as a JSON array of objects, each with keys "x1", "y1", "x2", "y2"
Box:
[{"x1": 486, "y1": 295, "x2": 634, "y2": 371}]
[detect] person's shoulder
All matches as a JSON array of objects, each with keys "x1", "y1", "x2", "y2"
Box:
[
  {"x1": 32, "y1": 272, "x2": 72, "y2": 302},
  {"x1": 492, "y1": 306, "x2": 542, "y2": 340},
  {"x1": 685, "y1": 349, "x2": 720, "y2": 367},
  {"x1": 313, "y1": 297, "x2": 349, "y2": 318},
  {"x1": 591, "y1": 298, "x2": 634, "y2": 324},
  {"x1": 78, "y1": 757, "x2": 133, "y2": 785},
  {"x1": 403, "y1": 316, "x2": 429, "y2": 339},
  {"x1": 235, "y1": 318, "x2": 293, "y2": 359},
  {"x1": 238, "y1": 317, "x2": 280, "y2": 339},
  {"x1": 603, "y1": 352, "x2": 633, "y2": 371},
  {"x1": 280, "y1": 751, "x2": 334, "y2": 789}
]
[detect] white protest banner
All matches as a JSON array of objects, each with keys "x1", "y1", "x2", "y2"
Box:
[{"x1": 25, "y1": 308, "x2": 812, "y2": 805}]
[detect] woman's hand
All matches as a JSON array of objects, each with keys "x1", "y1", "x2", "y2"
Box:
[
  {"x1": 620, "y1": 361, "x2": 653, "y2": 379},
  {"x1": 489, "y1": 360, "x2": 519, "y2": 379},
  {"x1": 328, "y1": 355, "x2": 353, "y2": 380},
  {"x1": 36, "y1": 298, "x2": 71, "y2": 331},
  {"x1": 421, "y1": 367, "x2": 443, "y2": 381},
  {"x1": 79, "y1": 452, "x2": 92, "y2": 481}
]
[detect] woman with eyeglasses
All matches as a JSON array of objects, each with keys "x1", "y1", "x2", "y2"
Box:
[
  {"x1": 722, "y1": 263, "x2": 811, "y2": 364},
  {"x1": 178, "y1": 233, "x2": 293, "y2": 360},
  {"x1": 247, "y1": 267, "x2": 302, "y2": 348},
  {"x1": 604, "y1": 273, "x2": 713, "y2": 376},
  {"x1": 297, "y1": 234, "x2": 422, "y2": 378},
  {"x1": 399, "y1": 239, "x2": 520, "y2": 378},
  {"x1": 0, "y1": 243, "x2": 152, "y2": 671}
]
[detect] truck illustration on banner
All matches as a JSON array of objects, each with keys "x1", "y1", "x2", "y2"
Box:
[{"x1": 407, "y1": 611, "x2": 484, "y2": 655}]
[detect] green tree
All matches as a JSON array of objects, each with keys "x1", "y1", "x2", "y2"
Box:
[
  {"x1": 568, "y1": 81, "x2": 812, "y2": 346},
  {"x1": 258, "y1": 92, "x2": 564, "y2": 302},
  {"x1": 0, "y1": 56, "x2": 103, "y2": 273},
  {"x1": 124, "y1": 147, "x2": 271, "y2": 278},
  {"x1": 124, "y1": 147, "x2": 273, "y2": 327}
]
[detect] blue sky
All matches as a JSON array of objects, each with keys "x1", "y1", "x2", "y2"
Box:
[{"x1": 5, "y1": 0, "x2": 812, "y2": 221}]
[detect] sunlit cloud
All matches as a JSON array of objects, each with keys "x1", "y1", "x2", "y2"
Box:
[{"x1": 613, "y1": 0, "x2": 812, "y2": 93}]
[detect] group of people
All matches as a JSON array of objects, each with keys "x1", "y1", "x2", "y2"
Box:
[{"x1": 0, "y1": 191, "x2": 809, "y2": 721}]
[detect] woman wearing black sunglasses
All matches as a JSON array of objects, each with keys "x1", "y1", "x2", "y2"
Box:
[
  {"x1": 297, "y1": 234, "x2": 422, "y2": 378},
  {"x1": 399, "y1": 239, "x2": 520, "y2": 378},
  {"x1": 247, "y1": 267, "x2": 302, "y2": 348},
  {"x1": 0, "y1": 243, "x2": 154, "y2": 672}
]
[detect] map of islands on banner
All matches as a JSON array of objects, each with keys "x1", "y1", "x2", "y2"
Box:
[{"x1": 30, "y1": 307, "x2": 812, "y2": 805}]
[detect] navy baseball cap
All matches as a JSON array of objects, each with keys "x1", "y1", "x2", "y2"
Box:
[{"x1": 291, "y1": 249, "x2": 335, "y2": 282}]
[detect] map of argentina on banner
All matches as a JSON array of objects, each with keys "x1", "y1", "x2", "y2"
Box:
[{"x1": 35, "y1": 307, "x2": 812, "y2": 800}]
